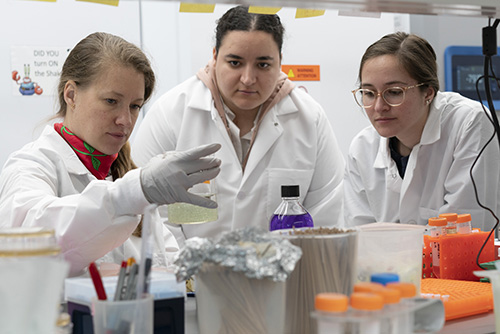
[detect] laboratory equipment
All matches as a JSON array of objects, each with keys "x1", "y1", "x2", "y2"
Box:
[
  {"x1": 439, "y1": 213, "x2": 458, "y2": 235},
  {"x1": 426, "y1": 217, "x2": 448, "y2": 278},
  {"x1": 275, "y1": 227, "x2": 358, "y2": 334},
  {"x1": 424, "y1": 230, "x2": 495, "y2": 280},
  {"x1": 92, "y1": 294, "x2": 154, "y2": 334},
  {"x1": 370, "y1": 272, "x2": 400, "y2": 286},
  {"x1": 168, "y1": 180, "x2": 218, "y2": 224},
  {"x1": 444, "y1": 45, "x2": 500, "y2": 110},
  {"x1": 269, "y1": 185, "x2": 313, "y2": 231},
  {"x1": 312, "y1": 288, "x2": 445, "y2": 334},
  {"x1": 456, "y1": 213, "x2": 472, "y2": 234},
  {"x1": 356, "y1": 223, "x2": 424, "y2": 293},
  {"x1": 0, "y1": 227, "x2": 69, "y2": 334}
]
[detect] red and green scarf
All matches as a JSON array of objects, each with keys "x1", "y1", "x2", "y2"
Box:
[{"x1": 54, "y1": 123, "x2": 118, "y2": 180}]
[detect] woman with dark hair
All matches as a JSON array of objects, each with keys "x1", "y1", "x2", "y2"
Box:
[
  {"x1": 0, "y1": 32, "x2": 221, "y2": 276},
  {"x1": 132, "y1": 6, "x2": 345, "y2": 244},
  {"x1": 345, "y1": 32, "x2": 500, "y2": 230}
]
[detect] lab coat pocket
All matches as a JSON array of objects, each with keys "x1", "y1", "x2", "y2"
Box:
[{"x1": 267, "y1": 168, "x2": 314, "y2": 221}]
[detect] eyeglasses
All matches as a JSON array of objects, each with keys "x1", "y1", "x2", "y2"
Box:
[{"x1": 352, "y1": 83, "x2": 426, "y2": 108}]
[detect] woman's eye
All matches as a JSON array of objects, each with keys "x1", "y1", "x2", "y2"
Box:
[
  {"x1": 131, "y1": 104, "x2": 142, "y2": 111},
  {"x1": 105, "y1": 98, "x2": 117, "y2": 105},
  {"x1": 387, "y1": 89, "x2": 403, "y2": 97},
  {"x1": 362, "y1": 90, "x2": 375, "y2": 98},
  {"x1": 229, "y1": 60, "x2": 240, "y2": 67}
]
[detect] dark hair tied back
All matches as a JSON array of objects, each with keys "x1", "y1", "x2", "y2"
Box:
[{"x1": 215, "y1": 6, "x2": 285, "y2": 55}]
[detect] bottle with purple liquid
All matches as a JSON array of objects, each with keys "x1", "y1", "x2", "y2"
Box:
[{"x1": 269, "y1": 185, "x2": 314, "y2": 231}]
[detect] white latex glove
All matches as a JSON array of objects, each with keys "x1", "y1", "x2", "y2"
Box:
[{"x1": 140, "y1": 143, "x2": 221, "y2": 208}]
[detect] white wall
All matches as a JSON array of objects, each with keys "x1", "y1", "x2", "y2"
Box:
[
  {"x1": 1, "y1": 0, "x2": 142, "y2": 167},
  {"x1": 11, "y1": 1, "x2": 482, "y2": 169}
]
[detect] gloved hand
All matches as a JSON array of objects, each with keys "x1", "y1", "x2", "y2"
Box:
[{"x1": 140, "y1": 143, "x2": 221, "y2": 208}]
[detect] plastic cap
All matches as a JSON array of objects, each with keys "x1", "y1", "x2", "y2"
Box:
[
  {"x1": 370, "y1": 272, "x2": 400, "y2": 285},
  {"x1": 375, "y1": 287, "x2": 401, "y2": 304},
  {"x1": 386, "y1": 282, "x2": 417, "y2": 298},
  {"x1": 350, "y1": 292, "x2": 384, "y2": 310},
  {"x1": 353, "y1": 282, "x2": 384, "y2": 293},
  {"x1": 281, "y1": 185, "x2": 299, "y2": 197},
  {"x1": 439, "y1": 213, "x2": 458, "y2": 222},
  {"x1": 457, "y1": 213, "x2": 472, "y2": 223},
  {"x1": 315, "y1": 293, "x2": 348, "y2": 312},
  {"x1": 428, "y1": 217, "x2": 447, "y2": 227}
]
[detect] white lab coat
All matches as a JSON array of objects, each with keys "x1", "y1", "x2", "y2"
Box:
[
  {"x1": 132, "y1": 75, "x2": 345, "y2": 243},
  {"x1": 0, "y1": 125, "x2": 179, "y2": 276},
  {"x1": 344, "y1": 91, "x2": 500, "y2": 231}
]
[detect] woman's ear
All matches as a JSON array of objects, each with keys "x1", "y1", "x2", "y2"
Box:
[
  {"x1": 63, "y1": 80, "x2": 77, "y2": 110},
  {"x1": 425, "y1": 86, "x2": 436, "y2": 102}
]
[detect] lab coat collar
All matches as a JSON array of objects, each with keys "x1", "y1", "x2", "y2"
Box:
[
  {"x1": 419, "y1": 92, "x2": 443, "y2": 146},
  {"x1": 372, "y1": 92, "x2": 443, "y2": 169},
  {"x1": 373, "y1": 137, "x2": 391, "y2": 171},
  {"x1": 43, "y1": 125, "x2": 96, "y2": 177},
  {"x1": 185, "y1": 75, "x2": 214, "y2": 113}
]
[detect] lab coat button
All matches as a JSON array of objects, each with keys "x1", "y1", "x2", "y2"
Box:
[
  {"x1": 392, "y1": 173, "x2": 397, "y2": 179},
  {"x1": 237, "y1": 192, "x2": 246, "y2": 200}
]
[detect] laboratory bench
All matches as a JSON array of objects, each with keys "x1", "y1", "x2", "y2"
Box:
[{"x1": 184, "y1": 296, "x2": 496, "y2": 334}]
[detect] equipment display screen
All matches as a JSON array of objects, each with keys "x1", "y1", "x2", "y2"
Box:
[{"x1": 451, "y1": 54, "x2": 500, "y2": 101}]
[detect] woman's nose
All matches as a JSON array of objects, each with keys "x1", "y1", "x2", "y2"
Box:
[
  {"x1": 240, "y1": 66, "x2": 256, "y2": 86},
  {"x1": 373, "y1": 93, "x2": 390, "y2": 111},
  {"x1": 116, "y1": 107, "x2": 133, "y2": 127}
]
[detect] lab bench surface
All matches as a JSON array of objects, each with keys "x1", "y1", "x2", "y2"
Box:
[{"x1": 184, "y1": 297, "x2": 496, "y2": 334}]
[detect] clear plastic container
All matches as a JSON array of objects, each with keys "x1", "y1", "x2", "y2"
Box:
[
  {"x1": 349, "y1": 292, "x2": 384, "y2": 334},
  {"x1": 439, "y1": 213, "x2": 458, "y2": 235},
  {"x1": 269, "y1": 185, "x2": 313, "y2": 231},
  {"x1": 456, "y1": 213, "x2": 472, "y2": 234},
  {"x1": 167, "y1": 180, "x2": 218, "y2": 224},
  {"x1": 0, "y1": 226, "x2": 61, "y2": 257},
  {"x1": 375, "y1": 287, "x2": 404, "y2": 334},
  {"x1": 356, "y1": 225, "x2": 423, "y2": 293},
  {"x1": 275, "y1": 227, "x2": 358, "y2": 334},
  {"x1": 0, "y1": 227, "x2": 68, "y2": 334},
  {"x1": 427, "y1": 217, "x2": 447, "y2": 278},
  {"x1": 312, "y1": 284, "x2": 444, "y2": 334},
  {"x1": 315, "y1": 293, "x2": 349, "y2": 334}
]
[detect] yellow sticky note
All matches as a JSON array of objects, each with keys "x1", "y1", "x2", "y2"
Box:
[
  {"x1": 295, "y1": 9, "x2": 325, "y2": 18},
  {"x1": 76, "y1": 0, "x2": 119, "y2": 6},
  {"x1": 248, "y1": 6, "x2": 281, "y2": 14},
  {"x1": 179, "y1": 3, "x2": 215, "y2": 13}
]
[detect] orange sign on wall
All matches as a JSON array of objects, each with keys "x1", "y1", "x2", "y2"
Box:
[{"x1": 281, "y1": 65, "x2": 320, "y2": 81}]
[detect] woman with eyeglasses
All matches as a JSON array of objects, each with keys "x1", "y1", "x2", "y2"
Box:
[{"x1": 344, "y1": 32, "x2": 500, "y2": 231}]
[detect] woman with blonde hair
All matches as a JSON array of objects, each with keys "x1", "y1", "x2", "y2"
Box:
[{"x1": 0, "y1": 32, "x2": 221, "y2": 276}]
